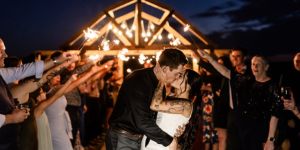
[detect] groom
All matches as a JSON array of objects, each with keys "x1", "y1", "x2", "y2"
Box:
[{"x1": 106, "y1": 48, "x2": 188, "y2": 150}]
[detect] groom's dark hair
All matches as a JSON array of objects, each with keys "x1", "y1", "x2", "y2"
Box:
[{"x1": 158, "y1": 48, "x2": 188, "y2": 70}]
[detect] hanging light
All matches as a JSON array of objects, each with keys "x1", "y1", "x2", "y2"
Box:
[
  {"x1": 108, "y1": 23, "x2": 113, "y2": 30},
  {"x1": 113, "y1": 39, "x2": 120, "y2": 45},
  {"x1": 150, "y1": 22, "x2": 155, "y2": 30},
  {"x1": 138, "y1": 53, "x2": 147, "y2": 64},
  {"x1": 144, "y1": 37, "x2": 149, "y2": 42},
  {"x1": 88, "y1": 54, "x2": 102, "y2": 62},
  {"x1": 158, "y1": 34, "x2": 163, "y2": 40},
  {"x1": 118, "y1": 48, "x2": 129, "y2": 61},
  {"x1": 126, "y1": 29, "x2": 133, "y2": 38},
  {"x1": 101, "y1": 40, "x2": 110, "y2": 51},
  {"x1": 121, "y1": 21, "x2": 127, "y2": 29},
  {"x1": 146, "y1": 31, "x2": 151, "y2": 37},
  {"x1": 168, "y1": 33, "x2": 174, "y2": 39},
  {"x1": 131, "y1": 25, "x2": 136, "y2": 31},
  {"x1": 184, "y1": 24, "x2": 190, "y2": 32}
]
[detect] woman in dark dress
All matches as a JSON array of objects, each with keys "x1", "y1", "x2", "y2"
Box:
[{"x1": 236, "y1": 55, "x2": 282, "y2": 150}]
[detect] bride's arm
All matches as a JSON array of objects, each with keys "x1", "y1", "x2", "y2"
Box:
[{"x1": 150, "y1": 82, "x2": 192, "y2": 117}]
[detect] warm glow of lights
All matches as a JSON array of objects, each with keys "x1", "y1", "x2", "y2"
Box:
[
  {"x1": 121, "y1": 48, "x2": 128, "y2": 53},
  {"x1": 101, "y1": 40, "x2": 110, "y2": 51},
  {"x1": 131, "y1": 25, "x2": 136, "y2": 31},
  {"x1": 118, "y1": 31, "x2": 123, "y2": 35},
  {"x1": 150, "y1": 23, "x2": 155, "y2": 30},
  {"x1": 126, "y1": 68, "x2": 132, "y2": 73},
  {"x1": 88, "y1": 54, "x2": 102, "y2": 61},
  {"x1": 139, "y1": 53, "x2": 147, "y2": 64},
  {"x1": 168, "y1": 33, "x2": 174, "y2": 39},
  {"x1": 193, "y1": 58, "x2": 198, "y2": 63},
  {"x1": 141, "y1": 32, "x2": 146, "y2": 37},
  {"x1": 83, "y1": 28, "x2": 99, "y2": 41},
  {"x1": 121, "y1": 21, "x2": 127, "y2": 29},
  {"x1": 103, "y1": 44, "x2": 110, "y2": 51},
  {"x1": 184, "y1": 24, "x2": 190, "y2": 32},
  {"x1": 144, "y1": 37, "x2": 149, "y2": 42},
  {"x1": 156, "y1": 51, "x2": 162, "y2": 61},
  {"x1": 108, "y1": 23, "x2": 113, "y2": 30},
  {"x1": 146, "y1": 31, "x2": 151, "y2": 37},
  {"x1": 158, "y1": 34, "x2": 162, "y2": 40},
  {"x1": 113, "y1": 28, "x2": 118, "y2": 33},
  {"x1": 146, "y1": 59, "x2": 152, "y2": 63},
  {"x1": 113, "y1": 39, "x2": 120, "y2": 45},
  {"x1": 118, "y1": 48, "x2": 129, "y2": 61},
  {"x1": 126, "y1": 29, "x2": 133, "y2": 38}
]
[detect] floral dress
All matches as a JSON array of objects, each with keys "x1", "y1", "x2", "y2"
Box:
[{"x1": 202, "y1": 92, "x2": 218, "y2": 144}]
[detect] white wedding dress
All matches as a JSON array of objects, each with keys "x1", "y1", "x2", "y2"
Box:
[{"x1": 140, "y1": 112, "x2": 190, "y2": 150}]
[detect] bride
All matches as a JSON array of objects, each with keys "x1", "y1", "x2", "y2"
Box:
[{"x1": 141, "y1": 69, "x2": 201, "y2": 150}]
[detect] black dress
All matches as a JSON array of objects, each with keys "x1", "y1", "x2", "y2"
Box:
[{"x1": 238, "y1": 80, "x2": 282, "y2": 150}]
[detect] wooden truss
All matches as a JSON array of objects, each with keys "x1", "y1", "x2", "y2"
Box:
[{"x1": 66, "y1": 0, "x2": 213, "y2": 51}]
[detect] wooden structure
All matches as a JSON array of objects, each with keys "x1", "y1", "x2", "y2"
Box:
[{"x1": 42, "y1": 0, "x2": 227, "y2": 76}]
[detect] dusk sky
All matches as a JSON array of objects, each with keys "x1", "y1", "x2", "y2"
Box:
[
  {"x1": 0, "y1": 0, "x2": 299, "y2": 58},
  {"x1": 0, "y1": 0, "x2": 234, "y2": 56}
]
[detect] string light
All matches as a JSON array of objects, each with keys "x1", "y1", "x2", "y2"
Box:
[
  {"x1": 121, "y1": 21, "x2": 127, "y2": 29},
  {"x1": 108, "y1": 23, "x2": 113, "y2": 30},
  {"x1": 158, "y1": 34, "x2": 163, "y2": 40},
  {"x1": 117, "y1": 48, "x2": 129, "y2": 61},
  {"x1": 184, "y1": 24, "x2": 190, "y2": 32},
  {"x1": 88, "y1": 54, "x2": 102, "y2": 61},
  {"x1": 138, "y1": 53, "x2": 147, "y2": 64},
  {"x1": 168, "y1": 33, "x2": 174, "y2": 39},
  {"x1": 113, "y1": 39, "x2": 120, "y2": 45},
  {"x1": 150, "y1": 22, "x2": 155, "y2": 30}
]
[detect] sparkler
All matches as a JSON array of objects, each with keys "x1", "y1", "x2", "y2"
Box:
[{"x1": 79, "y1": 28, "x2": 101, "y2": 56}]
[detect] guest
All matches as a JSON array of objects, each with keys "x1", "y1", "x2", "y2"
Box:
[{"x1": 0, "y1": 37, "x2": 70, "y2": 149}]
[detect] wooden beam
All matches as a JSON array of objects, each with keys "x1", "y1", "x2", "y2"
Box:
[
  {"x1": 141, "y1": 12, "x2": 160, "y2": 24},
  {"x1": 172, "y1": 13, "x2": 210, "y2": 45},
  {"x1": 84, "y1": 23, "x2": 109, "y2": 46},
  {"x1": 164, "y1": 22, "x2": 191, "y2": 45},
  {"x1": 146, "y1": 10, "x2": 173, "y2": 46},
  {"x1": 105, "y1": 11, "x2": 135, "y2": 46},
  {"x1": 107, "y1": 0, "x2": 137, "y2": 13},
  {"x1": 136, "y1": 0, "x2": 142, "y2": 47},
  {"x1": 142, "y1": 0, "x2": 172, "y2": 12},
  {"x1": 69, "y1": 13, "x2": 106, "y2": 46},
  {"x1": 78, "y1": 44, "x2": 206, "y2": 51},
  {"x1": 115, "y1": 11, "x2": 135, "y2": 23}
]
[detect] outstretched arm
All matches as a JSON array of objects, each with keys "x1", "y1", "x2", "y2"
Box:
[
  {"x1": 197, "y1": 50, "x2": 231, "y2": 79},
  {"x1": 11, "y1": 56, "x2": 79, "y2": 103},
  {"x1": 64, "y1": 60, "x2": 114, "y2": 93},
  {"x1": 34, "y1": 74, "x2": 77, "y2": 117}
]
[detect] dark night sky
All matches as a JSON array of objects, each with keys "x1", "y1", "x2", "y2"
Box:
[
  {"x1": 0, "y1": 0, "x2": 299, "y2": 58},
  {"x1": 0, "y1": 0, "x2": 230, "y2": 56}
]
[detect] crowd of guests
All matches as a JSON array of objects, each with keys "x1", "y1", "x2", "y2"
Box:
[
  {"x1": 0, "y1": 38, "x2": 121, "y2": 150},
  {"x1": 0, "y1": 35, "x2": 300, "y2": 150}
]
